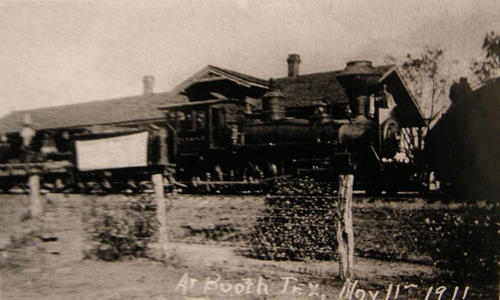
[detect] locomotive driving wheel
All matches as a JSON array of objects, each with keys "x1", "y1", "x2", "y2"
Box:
[{"x1": 381, "y1": 117, "x2": 401, "y2": 159}]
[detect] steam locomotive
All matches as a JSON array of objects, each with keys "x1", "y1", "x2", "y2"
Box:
[{"x1": 161, "y1": 61, "x2": 426, "y2": 193}]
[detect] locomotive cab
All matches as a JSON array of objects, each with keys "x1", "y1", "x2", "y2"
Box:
[
  {"x1": 163, "y1": 99, "x2": 248, "y2": 183},
  {"x1": 164, "y1": 99, "x2": 246, "y2": 155}
]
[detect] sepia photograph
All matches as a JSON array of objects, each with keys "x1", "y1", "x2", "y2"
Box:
[{"x1": 0, "y1": 0, "x2": 498, "y2": 299}]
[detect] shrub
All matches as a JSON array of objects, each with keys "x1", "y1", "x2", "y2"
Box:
[
  {"x1": 417, "y1": 204, "x2": 499, "y2": 285},
  {"x1": 248, "y1": 178, "x2": 338, "y2": 261},
  {"x1": 268, "y1": 177, "x2": 337, "y2": 196},
  {"x1": 84, "y1": 195, "x2": 159, "y2": 261}
]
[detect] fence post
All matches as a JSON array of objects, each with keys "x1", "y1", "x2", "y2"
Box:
[
  {"x1": 29, "y1": 173, "x2": 44, "y2": 218},
  {"x1": 152, "y1": 173, "x2": 168, "y2": 259},
  {"x1": 337, "y1": 174, "x2": 354, "y2": 280}
]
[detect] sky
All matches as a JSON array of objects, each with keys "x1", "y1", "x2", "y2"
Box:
[{"x1": 0, "y1": 0, "x2": 499, "y2": 118}]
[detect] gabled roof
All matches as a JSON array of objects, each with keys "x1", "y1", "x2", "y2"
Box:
[
  {"x1": 172, "y1": 65, "x2": 268, "y2": 93},
  {"x1": 274, "y1": 65, "x2": 393, "y2": 108},
  {"x1": 0, "y1": 92, "x2": 187, "y2": 134}
]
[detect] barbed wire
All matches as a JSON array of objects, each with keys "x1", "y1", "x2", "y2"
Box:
[
  {"x1": 168, "y1": 222, "x2": 336, "y2": 228},
  {"x1": 162, "y1": 197, "x2": 488, "y2": 264},
  {"x1": 169, "y1": 206, "x2": 336, "y2": 211},
  {"x1": 168, "y1": 239, "x2": 337, "y2": 253}
]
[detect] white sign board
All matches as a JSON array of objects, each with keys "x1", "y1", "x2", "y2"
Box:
[{"x1": 76, "y1": 131, "x2": 149, "y2": 171}]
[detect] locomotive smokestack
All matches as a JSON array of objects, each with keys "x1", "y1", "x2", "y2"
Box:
[
  {"x1": 287, "y1": 54, "x2": 301, "y2": 77},
  {"x1": 337, "y1": 60, "x2": 380, "y2": 121},
  {"x1": 344, "y1": 60, "x2": 374, "y2": 73},
  {"x1": 143, "y1": 75, "x2": 155, "y2": 96}
]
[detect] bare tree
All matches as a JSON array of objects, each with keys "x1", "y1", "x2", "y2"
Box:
[
  {"x1": 471, "y1": 31, "x2": 500, "y2": 84},
  {"x1": 386, "y1": 48, "x2": 450, "y2": 120}
]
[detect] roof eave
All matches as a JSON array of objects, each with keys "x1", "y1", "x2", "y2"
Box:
[
  {"x1": 172, "y1": 65, "x2": 268, "y2": 94},
  {"x1": 379, "y1": 66, "x2": 427, "y2": 127},
  {"x1": 158, "y1": 98, "x2": 244, "y2": 110}
]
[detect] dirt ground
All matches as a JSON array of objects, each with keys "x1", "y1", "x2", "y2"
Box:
[{"x1": 0, "y1": 193, "x2": 490, "y2": 299}]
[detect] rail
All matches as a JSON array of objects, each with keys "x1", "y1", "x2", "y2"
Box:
[{"x1": 0, "y1": 160, "x2": 73, "y2": 176}]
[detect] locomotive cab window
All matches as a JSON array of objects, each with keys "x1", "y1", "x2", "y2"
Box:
[
  {"x1": 183, "y1": 111, "x2": 194, "y2": 131},
  {"x1": 168, "y1": 112, "x2": 176, "y2": 123},
  {"x1": 196, "y1": 111, "x2": 206, "y2": 129}
]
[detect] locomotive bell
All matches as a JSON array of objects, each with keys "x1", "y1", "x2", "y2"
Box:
[{"x1": 336, "y1": 61, "x2": 381, "y2": 121}]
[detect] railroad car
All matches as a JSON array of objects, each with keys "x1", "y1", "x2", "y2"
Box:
[{"x1": 0, "y1": 129, "x2": 170, "y2": 193}]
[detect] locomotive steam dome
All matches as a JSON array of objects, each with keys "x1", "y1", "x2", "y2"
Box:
[
  {"x1": 336, "y1": 60, "x2": 381, "y2": 121},
  {"x1": 261, "y1": 78, "x2": 285, "y2": 122}
]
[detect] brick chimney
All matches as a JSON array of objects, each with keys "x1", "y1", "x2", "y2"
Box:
[
  {"x1": 143, "y1": 75, "x2": 155, "y2": 96},
  {"x1": 287, "y1": 54, "x2": 301, "y2": 77}
]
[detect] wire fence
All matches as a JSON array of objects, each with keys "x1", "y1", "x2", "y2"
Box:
[
  {"x1": 163, "y1": 194, "x2": 500, "y2": 265},
  {"x1": 165, "y1": 194, "x2": 339, "y2": 260}
]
